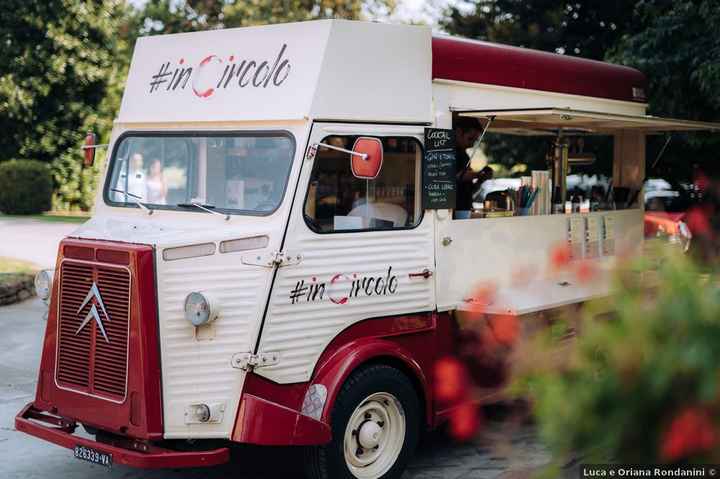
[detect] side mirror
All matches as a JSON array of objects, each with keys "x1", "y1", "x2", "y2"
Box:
[
  {"x1": 83, "y1": 131, "x2": 97, "y2": 167},
  {"x1": 351, "y1": 137, "x2": 383, "y2": 180}
]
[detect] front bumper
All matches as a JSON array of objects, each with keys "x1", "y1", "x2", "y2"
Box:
[{"x1": 15, "y1": 403, "x2": 230, "y2": 469}]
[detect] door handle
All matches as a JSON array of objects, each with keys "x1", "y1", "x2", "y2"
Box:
[{"x1": 408, "y1": 269, "x2": 433, "y2": 280}]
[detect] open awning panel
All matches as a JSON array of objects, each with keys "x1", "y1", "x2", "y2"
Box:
[{"x1": 459, "y1": 108, "x2": 720, "y2": 135}]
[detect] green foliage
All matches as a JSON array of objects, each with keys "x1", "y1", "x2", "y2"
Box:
[
  {"x1": 609, "y1": 0, "x2": 720, "y2": 178},
  {"x1": 50, "y1": 151, "x2": 101, "y2": 212},
  {"x1": 517, "y1": 252, "x2": 720, "y2": 463},
  {"x1": 0, "y1": 0, "x2": 129, "y2": 211},
  {"x1": 441, "y1": 0, "x2": 720, "y2": 181},
  {"x1": 440, "y1": 0, "x2": 637, "y2": 60},
  {"x1": 0, "y1": 0, "x2": 127, "y2": 164},
  {"x1": 440, "y1": 0, "x2": 636, "y2": 171},
  {"x1": 127, "y1": 0, "x2": 396, "y2": 40},
  {"x1": 1, "y1": 0, "x2": 394, "y2": 211},
  {"x1": 0, "y1": 160, "x2": 53, "y2": 214}
]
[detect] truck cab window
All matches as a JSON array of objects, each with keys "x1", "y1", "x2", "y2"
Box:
[
  {"x1": 105, "y1": 132, "x2": 295, "y2": 215},
  {"x1": 304, "y1": 135, "x2": 422, "y2": 233}
]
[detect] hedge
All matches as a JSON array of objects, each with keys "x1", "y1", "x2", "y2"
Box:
[{"x1": 0, "y1": 160, "x2": 53, "y2": 215}]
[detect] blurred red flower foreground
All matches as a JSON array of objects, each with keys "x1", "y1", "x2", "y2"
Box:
[{"x1": 661, "y1": 407, "x2": 717, "y2": 462}]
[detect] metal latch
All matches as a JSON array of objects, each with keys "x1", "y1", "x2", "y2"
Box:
[
  {"x1": 231, "y1": 352, "x2": 280, "y2": 370},
  {"x1": 408, "y1": 268, "x2": 433, "y2": 280},
  {"x1": 241, "y1": 251, "x2": 302, "y2": 268}
]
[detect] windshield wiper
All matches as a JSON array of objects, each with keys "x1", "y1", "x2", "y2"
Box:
[
  {"x1": 111, "y1": 188, "x2": 153, "y2": 215},
  {"x1": 178, "y1": 202, "x2": 230, "y2": 221}
]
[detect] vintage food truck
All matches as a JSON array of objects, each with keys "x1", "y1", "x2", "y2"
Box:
[{"x1": 16, "y1": 20, "x2": 720, "y2": 479}]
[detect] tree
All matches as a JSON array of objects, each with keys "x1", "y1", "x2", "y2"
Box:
[
  {"x1": 440, "y1": 0, "x2": 720, "y2": 180},
  {"x1": 610, "y1": 0, "x2": 720, "y2": 178},
  {"x1": 440, "y1": 1, "x2": 633, "y2": 172},
  {"x1": 127, "y1": 0, "x2": 396, "y2": 40},
  {"x1": 0, "y1": 1, "x2": 127, "y2": 164},
  {"x1": 440, "y1": 0, "x2": 638, "y2": 60},
  {"x1": 0, "y1": 0, "x2": 129, "y2": 210}
]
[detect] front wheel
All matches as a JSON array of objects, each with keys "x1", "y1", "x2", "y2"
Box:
[{"x1": 305, "y1": 364, "x2": 421, "y2": 479}]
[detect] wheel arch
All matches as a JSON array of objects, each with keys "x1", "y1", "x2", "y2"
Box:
[{"x1": 311, "y1": 338, "x2": 432, "y2": 429}]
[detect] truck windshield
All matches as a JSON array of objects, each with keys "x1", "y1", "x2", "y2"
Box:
[{"x1": 104, "y1": 132, "x2": 295, "y2": 215}]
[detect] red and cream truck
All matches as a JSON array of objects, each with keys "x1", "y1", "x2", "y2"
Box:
[{"x1": 16, "y1": 20, "x2": 719, "y2": 479}]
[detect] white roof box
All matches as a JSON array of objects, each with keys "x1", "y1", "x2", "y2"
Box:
[{"x1": 118, "y1": 20, "x2": 432, "y2": 124}]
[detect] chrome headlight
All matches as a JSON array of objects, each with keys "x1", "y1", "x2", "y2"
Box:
[
  {"x1": 34, "y1": 269, "x2": 53, "y2": 302},
  {"x1": 183, "y1": 292, "x2": 219, "y2": 326}
]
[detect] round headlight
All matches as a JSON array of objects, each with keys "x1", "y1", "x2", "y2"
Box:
[
  {"x1": 183, "y1": 292, "x2": 218, "y2": 326},
  {"x1": 34, "y1": 270, "x2": 53, "y2": 301}
]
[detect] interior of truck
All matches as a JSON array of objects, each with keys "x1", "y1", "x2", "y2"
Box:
[
  {"x1": 304, "y1": 135, "x2": 423, "y2": 233},
  {"x1": 451, "y1": 109, "x2": 659, "y2": 219}
]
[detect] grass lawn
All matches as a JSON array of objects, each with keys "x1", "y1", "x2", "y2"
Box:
[
  {"x1": 0, "y1": 257, "x2": 39, "y2": 287},
  {"x1": 0, "y1": 212, "x2": 89, "y2": 223},
  {"x1": 0, "y1": 257, "x2": 38, "y2": 274}
]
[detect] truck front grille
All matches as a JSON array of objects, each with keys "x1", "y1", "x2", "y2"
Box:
[{"x1": 56, "y1": 259, "x2": 131, "y2": 401}]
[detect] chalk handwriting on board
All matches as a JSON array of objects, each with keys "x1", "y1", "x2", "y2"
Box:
[{"x1": 423, "y1": 128, "x2": 456, "y2": 209}]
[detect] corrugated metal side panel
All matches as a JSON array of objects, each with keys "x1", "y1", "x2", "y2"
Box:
[
  {"x1": 258, "y1": 218, "x2": 435, "y2": 383},
  {"x1": 156, "y1": 254, "x2": 270, "y2": 438}
]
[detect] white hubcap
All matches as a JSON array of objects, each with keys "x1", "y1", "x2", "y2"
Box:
[
  {"x1": 358, "y1": 420, "x2": 382, "y2": 449},
  {"x1": 343, "y1": 392, "x2": 405, "y2": 479}
]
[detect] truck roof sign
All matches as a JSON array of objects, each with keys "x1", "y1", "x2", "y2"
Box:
[{"x1": 118, "y1": 20, "x2": 432, "y2": 124}]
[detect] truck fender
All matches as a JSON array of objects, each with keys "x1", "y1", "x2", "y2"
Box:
[{"x1": 310, "y1": 338, "x2": 432, "y2": 427}]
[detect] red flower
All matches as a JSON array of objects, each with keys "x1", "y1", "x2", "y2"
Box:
[
  {"x1": 488, "y1": 314, "x2": 520, "y2": 346},
  {"x1": 433, "y1": 356, "x2": 469, "y2": 403},
  {"x1": 550, "y1": 243, "x2": 572, "y2": 270},
  {"x1": 660, "y1": 407, "x2": 717, "y2": 461},
  {"x1": 465, "y1": 282, "x2": 497, "y2": 314},
  {"x1": 449, "y1": 402, "x2": 480, "y2": 441},
  {"x1": 686, "y1": 206, "x2": 713, "y2": 237},
  {"x1": 574, "y1": 260, "x2": 598, "y2": 284}
]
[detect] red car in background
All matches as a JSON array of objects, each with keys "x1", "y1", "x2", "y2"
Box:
[{"x1": 644, "y1": 179, "x2": 694, "y2": 252}]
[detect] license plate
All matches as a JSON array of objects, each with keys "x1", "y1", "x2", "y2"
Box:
[{"x1": 74, "y1": 445, "x2": 112, "y2": 468}]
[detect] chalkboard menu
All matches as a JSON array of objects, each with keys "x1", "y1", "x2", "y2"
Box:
[{"x1": 423, "y1": 128, "x2": 457, "y2": 209}]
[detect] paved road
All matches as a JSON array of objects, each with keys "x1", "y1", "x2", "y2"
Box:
[
  {"x1": 0, "y1": 298, "x2": 553, "y2": 479},
  {"x1": 0, "y1": 218, "x2": 79, "y2": 269}
]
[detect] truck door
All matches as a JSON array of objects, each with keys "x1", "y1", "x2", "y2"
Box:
[{"x1": 254, "y1": 122, "x2": 436, "y2": 384}]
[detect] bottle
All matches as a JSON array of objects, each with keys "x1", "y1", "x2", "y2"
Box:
[
  {"x1": 581, "y1": 197, "x2": 590, "y2": 213},
  {"x1": 573, "y1": 195, "x2": 582, "y2": 213}
]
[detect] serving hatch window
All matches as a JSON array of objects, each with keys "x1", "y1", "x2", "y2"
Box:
[
  {"x1": 452, "y1": 112, "x2": 648, "y2": 219},
  {"x1": 105, "y1": 132, "x2": 295, "y2": 215},
  {"x1": 469, "y1": 132, "x2": 617, "y2": 216}
]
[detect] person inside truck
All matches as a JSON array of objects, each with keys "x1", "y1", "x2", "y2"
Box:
[
  {"x1": 145, "y1": 159, "x2": 168, "y2": 205},
  {"x1": 454, "y1": 116, "x2": 483, "y2": 213},
  {"x1": 114, "y1": 152, "x2": 146, "y2": 201}
]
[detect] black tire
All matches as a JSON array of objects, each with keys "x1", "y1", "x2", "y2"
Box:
[{"x1": 304, "y1": 364, "x2": 421, "y2": 479}]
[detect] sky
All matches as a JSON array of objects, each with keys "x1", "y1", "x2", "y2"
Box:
[{"x1": 389, "y1": 0, "x2": 449, "y2": 25}]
